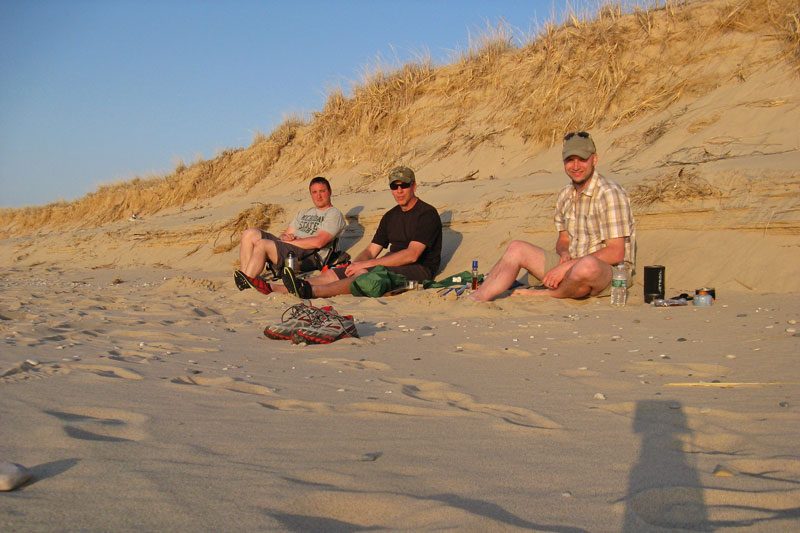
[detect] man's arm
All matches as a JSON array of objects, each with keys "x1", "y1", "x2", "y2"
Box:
[
  {"x1": 555, "y1": 230, "x2": 571, "y2": 264},
  {"x1": 589, "y1": 237, "x2": 625, "y2": 266},
  {"x1": 345, "y1": 240, "x2": 427, "y2": 277},
  {"x1": 278, "y1": 226, "x2": 296, "y2": 241},
  {"x1": 280, "y1": 230, "x2": 334, "y2": 250},
  {"x1": 364, "y1": 241, "x2": 426, "y2": 269},
  {"x1": 344, "y1": 243, "x2": 385, "y2": 276}
]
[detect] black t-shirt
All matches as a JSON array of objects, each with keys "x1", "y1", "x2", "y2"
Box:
[{"x1": 372, "y1": 198, "x2": 442, "y2": 276}]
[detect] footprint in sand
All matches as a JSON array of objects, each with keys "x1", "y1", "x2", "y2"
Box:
[
  {"x1": 259, "y1": 399, "x2": 333, "y2": 414},
  {"x1": 310, "y1": 357, "x2": 392, "y2": 371},
  {"x1": 256, "y1": 376, "x2": 563, "y2": 432},
  {"x1": 388, "y1": 377, "x2": 562, "y2": 431},
  {"x1": 63, "y1": 363, "x2": 143, "y2": 380},
  {"x1": 272, "y1": 489, "x2": 565, "y2": 531},
  {"x1": 453, "y1": 342, "x2": 533, "y2": 358},
  {"x1": 598, "y1": 402, "x2": 752, "y2": 455},
  {"x1": 44, "y1": 407, "x2": 149, "y2": 442},
  {"x1": 170, "y1": 375, "x2": 274, "y2": 396},
  {"x1": 0, "y1": 360, "x2": 68, "y2": 383},
  {"x1": 108, "y1": 328, "x2": 219, "y2": 344},
  {"x1": 627, "y1": 485, "x2": 800, "y2": 530}
]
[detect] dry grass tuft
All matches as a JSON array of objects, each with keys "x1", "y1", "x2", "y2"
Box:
[
  {"x1": 211, "y1": 202, "x2": 284, "y2": 254},
  {"x1": 630, "y1": 167, "x2": 719, "y2": 207}
]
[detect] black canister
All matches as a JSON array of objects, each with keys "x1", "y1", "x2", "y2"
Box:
[{"x1": 643, "y1": 265, "x2": 665, "y2": 303}]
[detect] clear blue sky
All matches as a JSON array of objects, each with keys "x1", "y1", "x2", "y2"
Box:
[{"x1": 1, "y1": 0, "x2": 626, "y2": 208}]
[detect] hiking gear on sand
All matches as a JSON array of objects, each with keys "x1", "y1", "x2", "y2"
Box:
[
  {"x1": 237, "y1": 270, "x2": 273, "y2": 295},
  {"x1": 264, "y1": 303, "x2": 334, "y2": 340},
  {"x1": 282, "y1": 267, "x2": 313, "y2": 299},
  {"x1": 349, "y1": 265, "x2": 407, "y2": 298},
  {"x1": 292, "y1": 313, "x2": 359, "y2": 345},
  {"x1": 234, "y1": 270, "x2": 251, "y2": 291}
]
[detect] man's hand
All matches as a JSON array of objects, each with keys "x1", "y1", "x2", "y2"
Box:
[
  {"x1": 344, "y1": 260, "x2": 372, "y2": 277},
  {"x1": 541, "y1": 260, "x2": 574, "y2": 289},
  {"x1": 279, "y1": 232, "x2": 295, "y2": 242}
]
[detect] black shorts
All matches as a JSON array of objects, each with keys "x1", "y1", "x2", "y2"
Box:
[
  {"x1": 331, "y1": 263, "x2": 431, "y2": 282},
  {"x1": 260, "y1": 232, "x2": 322, "y2": 272}
]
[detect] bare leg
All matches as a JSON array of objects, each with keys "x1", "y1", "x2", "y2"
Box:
[
  {"x1": 239, "y1": 228, "x2": 263, "y2": 272},
  {"x1": 309, "y1": 277, "x2": 358, "y2": 298},
  {"x1": 470, "y1": 241, "x2": 547, "y2": 302},
  {"x1": 305, "y1": 267, "x2": 369, "y2": 298},
  {"x1": 243, "y1": 238, "x2": 280, "y2": 277},
  {"x1": 272, "y1": 267, "x2": 356, "y2": 296},
  {"x1": 549, "y1": 256, "x2": 612, "y2": 298}
]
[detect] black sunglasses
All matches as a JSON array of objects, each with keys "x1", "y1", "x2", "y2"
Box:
[
  {"x1": 389, "y1": 182, "x2": 412, "y2": 190},
  {"x1": 564, "y1": 131, "x2": 590, "y2": 141}
]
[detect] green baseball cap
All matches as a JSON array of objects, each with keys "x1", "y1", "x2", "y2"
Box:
[
  {"x1": 562, "y1": 132, "x2": 596, "y2": 160},
  {"x1": 388, "y1": 166, "x2": 415, "y2": 185}
]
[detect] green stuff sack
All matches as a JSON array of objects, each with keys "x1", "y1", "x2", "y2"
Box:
[{"x1": 350, "y1": 266, "x2": 408, "y2": 297}]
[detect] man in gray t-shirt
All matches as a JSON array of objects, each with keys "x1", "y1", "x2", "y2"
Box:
[{"x1": 236, "y1": 177, "x2": 345, "y2": 291}]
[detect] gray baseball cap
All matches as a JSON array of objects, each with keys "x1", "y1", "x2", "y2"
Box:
[{"x1": 562, "y1": 132, "x2": 596, "y2": 159}]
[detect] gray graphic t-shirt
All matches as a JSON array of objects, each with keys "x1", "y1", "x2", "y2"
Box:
[{"x1": 290, "y1": 206, "x2": 346, "y2": 252}]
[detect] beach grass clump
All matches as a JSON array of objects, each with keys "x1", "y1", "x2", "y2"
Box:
[
  {"x1": 212, "y1": 202, "x2": 284, "y2": 254},
  {"x1": 630, "y1": 167, "x2": 719, "y2": 208}
]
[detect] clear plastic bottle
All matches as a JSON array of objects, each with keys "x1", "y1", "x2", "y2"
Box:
[
  {"x1": 471, "y1": 260, "x2": 479, "y2": 290},
  {"x1": 610, "y1": 263, "x2": 627, "y2": 307}
]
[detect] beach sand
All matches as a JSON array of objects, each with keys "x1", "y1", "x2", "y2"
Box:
[
  {"x1": 1, "y1": 261, "x2": 798, "y2": 530},
  {"x1": 2, "y1": 0, "x2": 800, "y2": 528}
]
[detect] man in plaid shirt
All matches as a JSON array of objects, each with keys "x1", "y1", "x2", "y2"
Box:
[{"x1": 471, "y1": 132, "x2": 635, "y2": 301}]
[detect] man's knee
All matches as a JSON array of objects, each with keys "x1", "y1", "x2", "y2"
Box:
[
  {"x1": 505, "y1": 240, "x2": 544, "y2": 264},
  {"x1": 570, "y1": 256, "x2": 607, "y2": 282},
  {"x1": 242, "y1": 228, "x2": 262, "y2": 245},
  {"x1": 313, "y1": 269, "x2": 341, "y2": 285},
  {"x1": 506, "y1": 240, "x2": 530, "y2": 257}
]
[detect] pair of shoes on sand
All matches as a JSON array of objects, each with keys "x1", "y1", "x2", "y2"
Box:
[
  {"x1": 264, "y1": 302, "x2": 358, "y2": 344},
  {"x1": 234, "y1": 270, "x2": 273, "y2": 295}
]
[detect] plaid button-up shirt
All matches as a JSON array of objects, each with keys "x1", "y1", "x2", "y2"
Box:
[{"x1": 554, "y1": 171, "x2": 636, "y2": 270}]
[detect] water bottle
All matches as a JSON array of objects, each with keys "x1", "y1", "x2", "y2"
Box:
[
  {"x1": 471, "y1": 260, "x2": 479, "y2": 290},
  {"x1": 286, "y1": 251, "x2": 296, "y2": 273},
  {"x1": 611, "y1": 263, "x2": 627, "y2": 307}
]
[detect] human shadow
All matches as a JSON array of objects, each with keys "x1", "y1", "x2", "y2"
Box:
[
  {"x1": 439, "y1": 210, "x2": 463, "y2": 272},
  {"x1": 340, "y1": 206, "x2": 366, "y2": 254},
  {"x1": 622, "y1": 400, "x2": 708, "y2": 531}
]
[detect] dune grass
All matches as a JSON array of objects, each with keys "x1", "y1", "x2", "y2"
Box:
[
  {"x1": 1, "y1": 0, "x2": 797, "y2": 238},
  {"x1": 630, "y1": 167, "x2": 720, "y2": 208},
  {"x1": 212, "y1": 202, "x2": 284, "y2": 255}
]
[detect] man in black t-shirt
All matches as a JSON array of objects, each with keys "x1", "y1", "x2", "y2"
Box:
[{"x1": 277, "y1": 166, "x2": 443, "y2": 299}]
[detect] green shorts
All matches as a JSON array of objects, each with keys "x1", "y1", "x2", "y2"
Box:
[{"x1": 526, "y1": 251, "x2": 612, "y2": 298}]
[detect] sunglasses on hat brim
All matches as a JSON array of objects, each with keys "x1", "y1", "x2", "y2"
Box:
[{"x1": 563, "y1": 131, "x2": 590, "y2": 141}]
